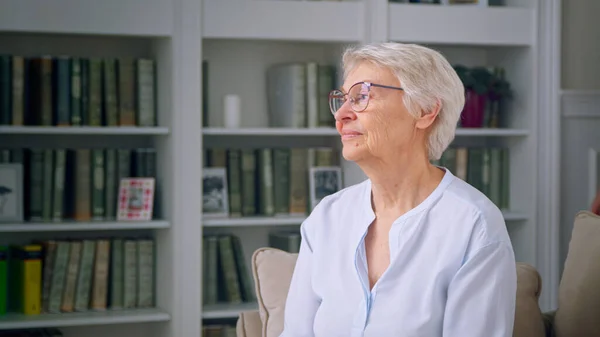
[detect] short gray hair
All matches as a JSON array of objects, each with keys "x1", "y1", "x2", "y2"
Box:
[{"x1": 341, "y1": 42, "x2": 465, "y2": 161}]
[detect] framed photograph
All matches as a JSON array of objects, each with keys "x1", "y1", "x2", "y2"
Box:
[
  {"x1": 0, "y1": 163, "x2": 24, "y2": 223},
  {"x1": 309, "y1": 166, "x2": 342, "y2": 211},
  {"x1": 117, "y1": 178, "x2": 156, "y2": 221},
  {"x1": 202, "y1": 167, "x2": 229, "y2": 218}
]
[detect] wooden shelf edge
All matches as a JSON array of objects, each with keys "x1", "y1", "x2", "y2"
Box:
[{"x1": 0, "y1": 308, "x2": 170, "y2": 330}]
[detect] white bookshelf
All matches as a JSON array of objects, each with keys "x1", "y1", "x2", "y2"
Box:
[
  {"x1": 199, "y1": 0, "x2": 560, "y2": 326},
  {"x1": 0, "y1": 221, "x2": 170, "y2": 233},
  {"x1": 202, "y1": 302, "x2": 258, "y2": 320},
  {"x1": 0, "y1": 308, "x2": 170, "y2": 330},
  {"x1": 0, "y1": 126, "x2": 170, "y2": 136},
  {"x1": 0, "y1": 0, "x2": 202, "y2": 336},
  {"x1": 202, "y1": 127, "x2": 529, "y2": 137}
]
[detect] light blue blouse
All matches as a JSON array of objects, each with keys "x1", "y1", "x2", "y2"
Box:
[{"x1": 279, "y1": 168, "x2": 517, "y2": 337}]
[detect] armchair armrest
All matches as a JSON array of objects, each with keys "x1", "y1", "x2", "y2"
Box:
[{"x1": 237, "y1": 310, "x2": 262, "y2": 337}]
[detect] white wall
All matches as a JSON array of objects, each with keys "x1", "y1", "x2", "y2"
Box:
[{"x1": 559, "y1": 0, "x2": 600, "y2": 275}]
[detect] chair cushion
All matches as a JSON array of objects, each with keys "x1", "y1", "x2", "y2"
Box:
[
  {"x1": 236, "y1": 310, "x2": 263, "y2": 337},
  {"x1": 554, "y1": 210, "x2": 600, "y2": 337},
  {"x1": 514, "y1": 262, "x2": 546, "y2": 337},
  {"x1": 252, "y1": 247, "x2": 298, "y2": 337}
]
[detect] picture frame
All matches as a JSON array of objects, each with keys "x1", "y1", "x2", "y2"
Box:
[
  {"x1": 202, "y1": 167, "x2": 229, "y2": 218},
  {"x1": 0, "y1": 163, "x2": 24, "y2": 223},
  {"x1": 309, "y1": 166, "x2": 343, "y2": 211},
  {"x1": 117, "y1": 178, "x2": 156, "y2": 221}
]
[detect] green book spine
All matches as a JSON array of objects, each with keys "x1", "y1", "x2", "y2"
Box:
[
  {"x1": 257, "y1": 149, "x2": 275, "y2": 216},
  {"x1": 74, "y1": 240, "x2": 96, "y2": 312},
  {"x1": 103, "y1": 59, "x2": 119, "y2": 126},
  {"x1": 0, "y1": 55, "x2": 11, "y2": 125},
  {"x1": 11, "y1": 56, "x2": 24, "y2": 126},
  {"x1": 226, "y1": 150, "x2": 242, "y2": 217},
  {"x1": 54, "y1": 56, "x2": 70, "y2": 126},
  {"x1": 240, "y1": 150, "x2": 256, "y2": 216},
  {"x1": 91, "y1": 149, "x2": 105, "y2": 220},
  {"x1": 28, "y1": 149, "x2": 45, "y2": 221},
  {"x1": 230, "y1": 235, "x2": 255, "y2": 302},
  {"x1": 218, "y1": 235, "x2": 242, "y2": 304},
  {"x1": 118, "y1": 59, "x2": 136, "y2": 126},
  {"x1": 41, "y1": 149, "x2": 54, "y2": 222},
  {"x1": 70, "y1": 57, "x2": 82, "y2": 125},
  {"x1": 48, "y1": 241, "x2": 69, "y2": 313},
  {"x1": 40, "y1": 56, "x2": 53, "y2": 126},
  {"x1": 51, "y1": 149, "x2": 66, "y2": 221},
  {"x1": 80, "y1": 59, "x2": 89, "y2": 125},
  {"x1": 136, "y1": 59, "x2": 156, "y2": 126},
  {"x1": 202, "y1": 236, "x2": 218, "y2": 305},
  {"x1": 136, "y1": 239, "x2": 154, "y2": 308},
  {"x1": 123, "y1": 240, "x2": 137, "y2": 309},
  {"x1": 110, "y1": 238, "x2": 124, "y2": 309},
  {"x1": 272, "y1": 148, "x2": 290, "y2": 215},
  {"x1": 105, "y1": 149, "x2": 117, "y2": 220},
  {"x1": 88, "y1": 59, "x2": 102, "y2": 126},
  {"x1": 0, "y1": 246, "x2": 7, "y2": 315}
]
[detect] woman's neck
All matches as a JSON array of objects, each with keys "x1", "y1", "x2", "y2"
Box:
[{"x1": 361, "y1": 152, "x2": 445, "y2": 217}]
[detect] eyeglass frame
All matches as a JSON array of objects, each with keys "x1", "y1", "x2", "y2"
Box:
[{"x1": 328, "y1": 81, "x2": 405, "y2": 115}]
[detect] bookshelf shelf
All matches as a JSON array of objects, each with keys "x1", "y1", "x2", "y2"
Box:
[
  {"x1": 388, "y1": 4, "x2": 534, "y2": 46},
  {"x1": 203, "y1": 215, "x2": 305, "y2": 227},
  {"x1": 0, "y1": 0, "x2": 173, "y2": 37},
  {"x1": 202, "y1": 127, "x2": 338, "y2": 136},
  {"x1": 202, "y1": 127, "x2": 529, "y2": 137},
  {"x1": 202, "y1": 0, "x2": 362, "y2": 42},
  {"x1": 502, "y1": 212, "x2": 529, "y2": 222},
  {"x1": 0, "y1": 126, "x2": 170, "y2": 136},
  {"x1": 202, "y1": 212, "x2": 525, "y2": 228},
  {"x1": 0, "y1": 308, "x2": 171, "y2": 330},
  {"x1": 202, "y1": 302, "x2": 258, "y2": 320},
  {"x1": 0, "y1": 220, "x2": 170, "y2": 233},
  {"x1": 455, "y1": 128, "x2": 529, "y2": 137}
]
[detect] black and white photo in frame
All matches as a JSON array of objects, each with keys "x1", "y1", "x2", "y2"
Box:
[
  {"x1": 0, "y1": 163, "x2": 24, "y2": 223},
  {"x1": 202, "y1": 167, "x2": 229, "y2": 218},
  {"x1": 309, "y1": 166, "x2": 342, "y2": 210}
]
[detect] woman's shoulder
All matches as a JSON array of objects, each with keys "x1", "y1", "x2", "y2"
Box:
[{"x1": 441, "y1": 176, "x2": 511, "y2": 244}]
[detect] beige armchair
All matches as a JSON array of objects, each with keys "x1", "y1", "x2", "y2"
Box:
[{"x1": 237, "y1": 211, "x2": 600, "y2": 337}]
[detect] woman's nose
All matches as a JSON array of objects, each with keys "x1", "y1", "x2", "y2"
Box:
[{"x1": 334, "y1": 100, "x2": 357, "y2": 121}]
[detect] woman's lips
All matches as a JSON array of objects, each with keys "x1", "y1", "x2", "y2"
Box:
[{"x1": 341, "y1": 130, "x2": 363, "y2": 140}]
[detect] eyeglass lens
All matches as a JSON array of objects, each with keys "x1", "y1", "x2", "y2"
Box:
[{"x1": 329, "y1": 82, "x2": 370, "y2": 115}]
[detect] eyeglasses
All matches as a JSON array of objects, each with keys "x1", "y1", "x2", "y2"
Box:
[{"x1": 328, "y1": 81, "x2": 404, "y2": 115}]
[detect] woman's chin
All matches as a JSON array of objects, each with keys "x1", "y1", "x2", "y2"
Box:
[{"x1": 341, "y1": 146, "x2": 366, "y2": 162}]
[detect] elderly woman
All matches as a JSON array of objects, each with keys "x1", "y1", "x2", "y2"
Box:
[{"x1": 279, "y1": 42, "x2": 517, "y2": 336}]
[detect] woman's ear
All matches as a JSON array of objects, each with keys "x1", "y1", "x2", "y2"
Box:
[{"x1": 415, "y1": 100, "x2": 441, "y2": 130}]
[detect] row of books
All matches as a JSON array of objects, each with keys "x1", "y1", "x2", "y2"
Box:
[
  {"x1": 0, "y1": 237, "x2": 155, "y2": 316},
  {"x1": 202, "y1": 231, "x2": 299, "y2": 307},
  {"x1": 433, "y1": 146, "x2": 510, "y2": 209},
  {"x1": 0, "y1": 54, "x2": 157, "y2": 127},
  {"x1": 0, "y1": 329, "x2": 62, "y2": 337},
  {"x1": 0, "y1": 147, "x2": 156, "y2": 223},
  {"x1": 204, "y1": 147, "x2": 339, "y2": 218}
]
